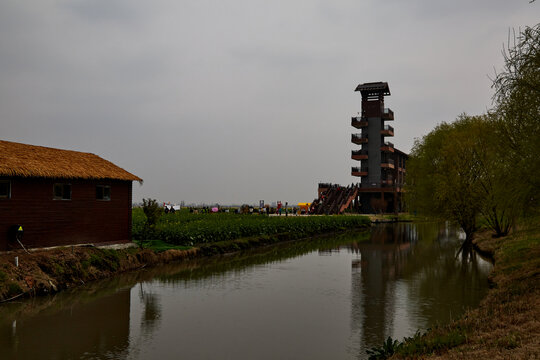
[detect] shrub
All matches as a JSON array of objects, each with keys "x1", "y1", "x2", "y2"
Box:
[
  {"x1": 7, "y1": 282, "x2": 22, "y2": 298},
  {"x1": 142, "y1": 198, "x2": 163, "y2": 227}
]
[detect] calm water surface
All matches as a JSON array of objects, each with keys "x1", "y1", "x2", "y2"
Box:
[{"x1": 0, "y1": 223, "x2": 492, "y2": 359}]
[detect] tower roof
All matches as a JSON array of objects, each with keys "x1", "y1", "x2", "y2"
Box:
[{"x1": 354, "y1": 82, "x2": 390, "y2": 98}]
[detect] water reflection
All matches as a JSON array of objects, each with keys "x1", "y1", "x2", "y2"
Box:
[
  {"x1": 138, "y1": 283, "x2": 162, "y2": 335},
  {"x1": 0, "y1": 224, "x2": 492, "y2": 360},
  {"x1": 0, "y1": 287, "x2": 131, "y2": 359},
  {"x1": 349, "y1": 222, "x2": 492, "y2": 354}
]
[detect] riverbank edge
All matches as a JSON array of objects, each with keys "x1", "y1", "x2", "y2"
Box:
[
  {"x1": 0, "y1": 224, "x2": 371, "y2": 302},
  {"x1": 389, "y1": 225, "x2": 540, "y2": 359}
]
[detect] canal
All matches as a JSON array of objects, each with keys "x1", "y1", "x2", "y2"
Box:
[{"x1": 0, "y1": 222, "x2": 492, "y2": 359}]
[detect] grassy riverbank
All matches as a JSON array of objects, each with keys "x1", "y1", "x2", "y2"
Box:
[{"x1": 380, "y1": 221, "x2": 540, "y2": 359}]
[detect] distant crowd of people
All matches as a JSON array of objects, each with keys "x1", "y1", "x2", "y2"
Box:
[{"x1": 163, "y1": 204, "x2": 311, "y2": 216}]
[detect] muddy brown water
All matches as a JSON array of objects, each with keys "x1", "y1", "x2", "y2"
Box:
[{"x1": 0, "y1": 222, "x2": 492, "y2": 359}]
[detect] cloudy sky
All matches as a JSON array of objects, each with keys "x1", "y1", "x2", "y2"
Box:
[{"x1": 1, "y1": 1, "x2": 538, "y2": 205}]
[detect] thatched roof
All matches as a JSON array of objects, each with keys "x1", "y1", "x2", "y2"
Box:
[{"x1": 0, "y1": 140, "x2": 142, "y2": 182}]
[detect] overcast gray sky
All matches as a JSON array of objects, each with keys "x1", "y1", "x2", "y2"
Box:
[{"x1": 1, "y1": 1, "x2": 538, "y2": 205}]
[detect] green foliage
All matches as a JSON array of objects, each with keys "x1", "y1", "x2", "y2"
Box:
[
  {"x1": 53, "y1": 262, "x2": 65, "y2": 275},
  {"x1": 497, "y1": 332, "x2": 521, "y2": 350},
  {"x1": 406, "y1": 115, "x2": 489, "y2": 241},
  {"x1": 397, "y1": 328, "x2": 466, "y2": 357},
  {"x1": 7, "y1": 282, "x2": 22, "y2": 297},
  {"x1": 406, "y1": 24, "x2": 540, "y2": 240},
  {"x1": 142, "y1": 198, "x2": 163, "y2": 227},
  {"x1": 138, "y1": 239, "x2": 192, "y2": 252},
  {"x1": 492, "y1": 23, "x2": 540, "y2": 216},
  {"x1": 406, "y1": 112, "x2": 529, "y2": 240},
  {"x1": 83, "y1": 250, "x2": 121, "y2": 272},
  {"x1": 367, "y1": 328, "x2": 467, "y2": 359},
  {"x1": 366, "y1": 337, "x2": 400, "y2": 359},
  {"x1": 132, "y1": 208, "x2": 147, "y2": 236},
  {"x1": 0, "y1": 270, "x2": 6, "y2": 283},
  {"x1": 132, "y1": 208, "x2": 370, "y2": 246}
]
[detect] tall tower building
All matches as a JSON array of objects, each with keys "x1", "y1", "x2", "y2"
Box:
[{"x1": 351, "y1": 82, "x2": 407, "y2": 213}]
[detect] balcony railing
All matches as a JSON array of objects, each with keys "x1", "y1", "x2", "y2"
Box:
[
  {"x1": 381, "y1": 124, "x2": 394, "y2": 136},
  {"x1": 351, "y1": 133, "x2": 369, "y2": 144},
  {"x1": 351, "y1": 116, "x2": 368, "y2": 129},
  {"x1": 381, "y1": 158, "x2": 395, "y2": 169},
  {"x1": 382, "y1": 108, "x2": 394, "y2": 120},
  {"x1": 359, "y1": 181, "x2": 395, "y2": 189},
  {"x1": 351, "y1": 149, "x2": 368, "y2": 160},
  {"x1": 351, "y1": 167, "x2": 368, "y2": 177},
  {"x1": 381, "y1": 141, "x2": 394, "y2": 152}
]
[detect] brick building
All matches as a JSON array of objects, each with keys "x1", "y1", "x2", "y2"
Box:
[{"x1": 0, "y1": 140, "x2": 142, "y2": 251}]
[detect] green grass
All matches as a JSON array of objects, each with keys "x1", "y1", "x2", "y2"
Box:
[
  {"x1": 80, "y1": 249, "x2": 121, "y2": 272},
  {"x1": 6, "y1": 282, "x2": 22, "y2": 298},
  {"x1": 397, "y1": 328, "x2": 467, "y2": 357},
  {"x1": 367, "y1": 328, "x2": 467, "y2": 359},
  {"x1": 137, "y1": 239, "x2": 192, "y2": 252}
]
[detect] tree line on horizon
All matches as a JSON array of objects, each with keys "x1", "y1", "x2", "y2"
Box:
[{"x1": 405, "y1": 23, "x2": 540, "y2": 244}]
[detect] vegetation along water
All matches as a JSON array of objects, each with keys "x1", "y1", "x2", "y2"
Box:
[{"x1": 132, "y1": 206, "x2": 371, "y2": 247}]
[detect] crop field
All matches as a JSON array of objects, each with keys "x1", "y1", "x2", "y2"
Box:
[{"x1": 132, "y1": 208, "x2": 370, "y2": 246}]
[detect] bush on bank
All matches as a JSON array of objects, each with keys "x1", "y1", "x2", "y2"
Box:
[{"x1": 132, "y1": 208, "x2": 371, "y2": 246}]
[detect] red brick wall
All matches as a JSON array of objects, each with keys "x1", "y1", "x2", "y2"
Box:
[{"x1": 0, "y1": 177, "x2": 133, "y2": 251}]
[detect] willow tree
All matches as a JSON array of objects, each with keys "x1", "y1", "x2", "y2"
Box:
[
  {"x1": 492, "y1": 24, "x2": 540, "y2": 215},
  {"x1": 406, "y1": 115, "x2": 503, "y2": 243},
  {"x1": 475, "y1": 113, "x2": 520, "y2": 236},
  {"x1": 407, "y1": 24, "x2": 539, "y2": 242}
]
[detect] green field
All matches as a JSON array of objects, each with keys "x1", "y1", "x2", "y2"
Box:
[{"x1": 132, "y1": 208, "x2": 370, "y2": 247}]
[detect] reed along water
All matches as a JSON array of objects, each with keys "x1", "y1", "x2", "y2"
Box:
[{"x1": 0, "y1": 222, "x2": 492, "y2": 359}]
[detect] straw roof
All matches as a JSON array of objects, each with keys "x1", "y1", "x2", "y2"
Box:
[{"x1": 0, "y1": 140, "x2": 142, "y2": 182}]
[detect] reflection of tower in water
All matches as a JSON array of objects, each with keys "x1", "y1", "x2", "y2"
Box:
[{"x1": 349, "y1": 223, "x2": 415, "y2": 350}]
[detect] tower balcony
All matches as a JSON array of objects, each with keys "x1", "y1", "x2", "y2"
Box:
[
  {"x1": 381, "y1": 158, "x2": 395, "y2": 169},
  {"x1": 352, "y1": 133, "x2": 368, "y2": 144},
  {"x1": 381, "y1": 125, "x2": 394, "y2": 137},
  {"x1": 351, "y1": 150, "x2": 368, "y2": 160},
  {"x1": 382, "y1": 108, "x2": 394, "y2": 120},
  {"x1": 381, "y1": 141, "x2": 394, "y2": 152},
  {"x1": 352, "y1": 166, "x2": 368, "y2": 177},
  {"x1": 351, "y1": 116, "x2": 368, "y2": 129}
]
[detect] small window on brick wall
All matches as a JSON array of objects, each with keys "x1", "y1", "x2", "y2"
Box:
[
  {"x1": 96, "y1": 185, "x2": 111, "y2": 201},
  {"x1": 0, "y1": 181, "x2": 11, "y2": 199},
  {"x1": 53, "y1": 183, "x2": 71, "y2": 200}
]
